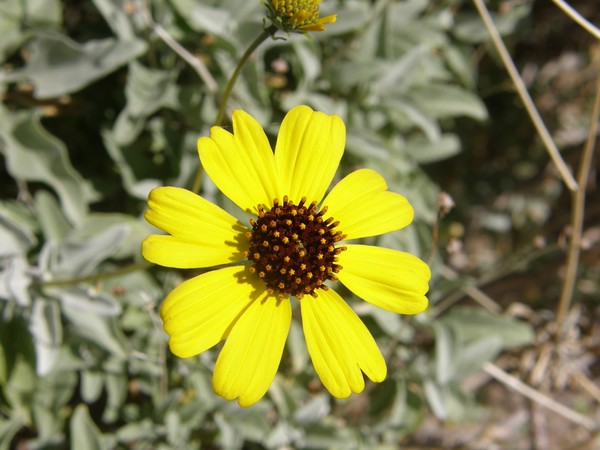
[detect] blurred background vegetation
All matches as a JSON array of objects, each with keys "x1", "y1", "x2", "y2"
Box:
[{"x1": 0, "y1": 0, "x2": 598, "y2": 449}]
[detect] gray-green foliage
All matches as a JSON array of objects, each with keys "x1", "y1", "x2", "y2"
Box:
[{"x1": 0, "y1": 0, "x2": 533, "y2": 448}]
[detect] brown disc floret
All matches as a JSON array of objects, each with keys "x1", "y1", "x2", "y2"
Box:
[{"x1": 245, "y1": 196, "x2": 346, "y2": 298}]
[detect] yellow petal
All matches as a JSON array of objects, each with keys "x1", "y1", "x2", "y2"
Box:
[
  {"x1": 337, "y1": 245, "x2": 430, "y2": 315},
  {"x1": 160, "y1": 266, "x2": 262, "y2": 358},
  {"x1": 301, "y1": 14, "x2": 337, "y2": 32},
  {"x1": 323, "y1": 169, "x2": 414, "y2": 240},
  {"x1": 142, "y1": 187, "x2": 248, "y2": 268},
  {"x1": 213, "y1": 295, "x2": 291, "y2": 407},
  {"x1": 300, "y1": 289, "x2": 386, "y2": 398},
  {"x1": 275, "y1": 105, "x2": 345, "y2": 204},
  {"x1": 198, "y1": 110, "x2": 280, "y2": 213}
]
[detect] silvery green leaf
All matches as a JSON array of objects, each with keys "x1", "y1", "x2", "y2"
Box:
[
  {"x1": 70, "y1": 404, "x2": 103, "y2": 450},
  {"x1": 0, "y1": 417, "x2": 26, "y2": 450},
  {"x1": 34, "y1": 190, "x2": 71, "y2": 244},
  {"x1": 4, "y1": 344, "x2": 36, "y2": 417},
  {"x1": 61, "y1": 305, "x2": 128, "y2": 357},
  {"x1": 126, "y1": 62, "x2": 179, "y2": 116},
  {"x1": 293, "y1": 41, "x2": 322, "y2": 85},
  {"x1": 329, "y1": 61, "x2": 383, "y2": 92},
  {"x1": 324, "y1": 3, "x2": 370, "y2": 35},
  {"x1": 0, "y1": 255, "x2": 31, "y2": 307},
  {"x1": 115, "y1": 419, "x2": 154, "y2": 443},
  {"x1": 388, "y1": 0, "x2": 429, "y2": 22},
  {"x1": 0, "y1": 318, "x2": 35, "y2": 388},
  {"x1": 169, "y1": 0, "x2": 233, "y2": 36},
  {"x1": 406, "y1": 84, "x2": 488, "y2": 121},
  {"x1": 102, "y1": 130, "x2": 161, "y2": 200},
  {"x1": 280, "y1": 91, "x2": 347, "y2": 119},
  {"x1": 165, "y1": 410, "x2": 190, "y2": 449},
  {"x1": 436, "y1": 322, "x2": 504, "y2": 384},
  {"x1": 385, "y1": 379, "x2": 408, "y2": 428},
  {"x1": 441, "y1": 307, "x2": 534, "y2": 348},
  {"x1": 0, "y1": 0, "x2": 61, "y2": 60},
  {"x1": 35, "y1": 369, "x2": 78, "y2": 414},
  {"x1": 433, "y1": 322, "x2": 455, "y2": 384},
  {"x1": 0, "y1": 202, "x2": 37, "y2": 256},
  {"x1": 91, "y1": 0, "x2": 136, "y2": 40},
  {"x1": 52, "y1": 224, "x2": 129, "y2": 277},
  {"x1": 403, "y1": 134, "x2": 461, "y2": 164},
  {"x1": 372, "y1": 46, "x2": 428, "y2": 96},
  {"x1": 214, "y1": 411, "x2": 247, "y2": 450},
  {"x1": 423, "y1": 379, "x2": 447, "y2": 420},
  {"x1": 454, "y1": 4, "x2": 531, "y2": 43},
  {"x1": 113, "y1": 62, "x2": 179, "y2": 146},
  {"x1": 28, "y1": 405, "x2": 64, "y2": 444},
  {"x1": 52, "y1": 287, "x2": 122, "y2": 317},
  {"x1": 454, "y1": 336, "x2": 504, "y2": 380},
  {"x1": 103, "y1": 373, "x2": 128, "y2": 423},
  {"x1": 2, "y1": 33, "x2": 146, "y2": 99},
  {"x1": 345, "y1": 133, "x2": 391, "y2": 161},
  {"x1": 264, "y1": 422, "x2": 300, "y2": 449},
  {"x1": 29, "y1": 298, "x2": 62, "y2": 376},
  {"x1": 186, "y1": 370, "x2": 218, "y2": 411},
  {"x1": 301, "y1": 423, "x2": 355, "y2": 449},
  {"x1": 444, "y1": 45, "x2": 476, "y2": 88},
  {"x1": 366, "y1": 306, "x2": 403, "y2": 336},
  {"x1": 31, "y1": 371, "x2": 78, "y2": 440},
  {"x1": 226, "y1": 407, "x2": 271, "y2": 443},
  {"x1": 81, "y1": 371, "x2": 104, "y2": 404},
  {"x1": 0, "y1": 105, "x2": 90, "y2": 226},
  {"x1": 75, "y1": 213, "x2": 147, "y2": 260},
  {"x1": 293, "y1": 394, "x2": 330, "y2": 425},
  {"x1": 384, "y1": 98, "x2": 441, "y2": 142},
  {"x1": 287, "y1": 320, "x2": 308, "y2": 375}
]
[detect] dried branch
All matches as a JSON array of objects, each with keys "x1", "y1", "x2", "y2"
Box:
[
  {"x1": 552, "y1": 0, "x2": 600, "y2": 40},
  {"x1": 483, "y1": 362, "x2": 596, "y2": 430},
  {"x1": 556, "y1": 75, "x2": 600, "y2": 327},
  {"x1": 472, "y1": 0, "x2": 578, "y2": 191}
]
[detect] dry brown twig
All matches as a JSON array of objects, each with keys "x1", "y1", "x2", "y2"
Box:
[
  {"x1": 483, "y1": 362, "x2": 596, "y2": 430},
  {"x1": 470, "y1": 2, "x2": 600, "y2": 443},
  {"x1": 471, "y1": 0, "x2": 578, "y2": 192},
  {"x1": 551, "y1": 0, "x2": 600, "y2": 40},
  {"x1": 138, "y1": 0, "x2": 218, "y2": 93},
  {"x1": 556, "y1": 74, "x2": 600, "y2": 328}
]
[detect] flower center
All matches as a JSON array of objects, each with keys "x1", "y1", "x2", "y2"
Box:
[
  {"x1": 245, "y1": 196, "x2": 346, "y2": 298},
  {"x1": 271, "y1": 0, "x2": 320, "y2": 28}
]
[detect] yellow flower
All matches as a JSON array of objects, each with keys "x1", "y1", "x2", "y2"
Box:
[
  {"x1": 266, "y1": 0, "x2": 336, "y2": 33},
  {"x1": 142, "y1": 105, "x2": 430, "y2": 407}
]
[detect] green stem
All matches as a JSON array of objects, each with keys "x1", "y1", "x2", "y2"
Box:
[
  {"x1": 214, "y1": 25, "x2": 278, "y2": 127},
  {"x1": 41, "y1": 261, "x2": 152, "y2": 288},
  {"x1": 191, "y1": 25, "x2": 278, "y2": 194}
]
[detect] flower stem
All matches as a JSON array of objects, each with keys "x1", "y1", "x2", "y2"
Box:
[
  {"x1": 214, "y1": 25, "x2": 278, "y2": 127},
  {"x1": 191, "y1": 25, "x2": 278, "y2": 194}
]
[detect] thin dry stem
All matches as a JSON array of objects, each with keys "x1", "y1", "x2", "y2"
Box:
[
  {"x1": 139, "y1": 0, "x2": 218, "y2": 93},
  {"x1": 471, "y1": 0, "x2": 578, "y2": 191},
  {"x1": 571, "y1": 369, "x2": 600, "y2": 404},
  {"x1": 551, "y1": 0, "x2": 600, "y2": 40},
  {"x1": 436, "y1": 265, "x2": 502, "y2": 315},
  {"x1": 556, "y1": 75, "x2": 600, "y2": 327},
  {"x1": 483, "y1": 362, "x2": 596, "y2": 430}
]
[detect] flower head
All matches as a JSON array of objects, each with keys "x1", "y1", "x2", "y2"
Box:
[
  {"x1": 142, "y1": 105, "x2": 430, "y2": 407},
  {"x1": 266, "y1": 0, "x2": 336, "y2": 33}
]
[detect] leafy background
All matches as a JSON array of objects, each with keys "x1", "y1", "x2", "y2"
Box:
[{"x1": 1, "y1": 0, "x2": 599, "y2": 449}]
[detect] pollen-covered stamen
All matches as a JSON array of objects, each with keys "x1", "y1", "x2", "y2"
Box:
[{"x1": 246, "y1": 196, "x2": 345, "y2": 298}]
